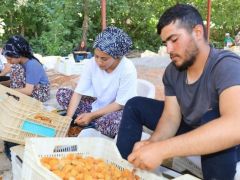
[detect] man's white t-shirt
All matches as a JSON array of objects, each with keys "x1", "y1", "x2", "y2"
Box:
[{"x1": 75, "y1": 56, "x2": 137, "y2": 112}]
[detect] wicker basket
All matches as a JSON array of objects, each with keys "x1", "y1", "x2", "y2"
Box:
[
  {"x1": 0, "y1": 85, "x2": 71, "y2": 145},
  {"x1": 21, "y1": 137, "x2": 168, "y2": 180}
]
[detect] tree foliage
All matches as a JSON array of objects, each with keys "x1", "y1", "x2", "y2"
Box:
[{"x1": 0, "y1": 0, "x2": 239, "y2": 55}]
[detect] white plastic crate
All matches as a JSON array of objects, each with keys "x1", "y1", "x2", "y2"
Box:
[
  {"x1": 173, "y1": 174, "x2": 200, "y2": 180},
  {"x1": 22, "y1": 137, "x2": 168, "y2": 180},
  {"x1": 0, "y1": 85, "x2": 71, "y2": 145},
  {"x1": 172, "y1": 157, "x2": 203, "y2": 179},
  {"x1": 137, "y1": 79, "x2": 155, "y2": 99},
  {"x1": 41, "y1": 56, "x2": 60, "y2": 70},
  {"x1": 55, "y1": 57, "x2": 87, "y2": 76},
  {"x1": 10, "y1": 145, "x2": 25, "y2": 180}
]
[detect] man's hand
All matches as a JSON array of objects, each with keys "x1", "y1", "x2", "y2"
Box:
[
  {"x1": 128, "y1": 141, "x2": 164, "y2": 171},
  {"x1": 132, "y1": 140, "x2": 151, "y2": 152},
  {"x1": 74, "y1": 113, "x2": 93, "y2": 126}
]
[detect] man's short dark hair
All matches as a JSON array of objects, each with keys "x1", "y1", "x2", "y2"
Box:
[{"x1": 157, "y1": 4, "x2": 207, "y2": 41}]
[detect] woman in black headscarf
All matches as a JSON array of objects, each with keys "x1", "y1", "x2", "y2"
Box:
[{"x1": 2, "y1": 35, "x2": 50, "y2": 102}]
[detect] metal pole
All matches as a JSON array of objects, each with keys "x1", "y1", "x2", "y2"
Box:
[
  {"x1": 206, "y1": 0, "x2": 211, "y2": 42},
  {"x1": 101, "y1": 0, "x2": 107, "y2": 30}
]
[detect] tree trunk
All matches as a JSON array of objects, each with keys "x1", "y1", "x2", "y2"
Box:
[
  {"x1": 9, "y1": 11, "x2": 13, "y2": 34},
  {"x1": 20, "y1": 24, "x2": 25, "y2": 36},
  {"x1": 82, "y1": 0, "x2": 89, "y2": 43}
]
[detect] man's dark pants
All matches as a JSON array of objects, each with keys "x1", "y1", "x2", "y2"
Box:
[{"x1": 116, "y1": 97, "x2": 240, "y2": 180}]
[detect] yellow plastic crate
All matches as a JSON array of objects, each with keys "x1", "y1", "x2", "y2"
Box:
[{"x1": 0, "y1": 85, "x2": 71, "y2": 144}]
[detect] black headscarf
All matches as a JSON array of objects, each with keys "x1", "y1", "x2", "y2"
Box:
[{"x1": 2, "y1": 35, "x2": 41, "y2": 64}]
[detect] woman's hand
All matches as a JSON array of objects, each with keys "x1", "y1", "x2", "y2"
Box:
[
  {"x1": 1, "y1": 63, "x2": 11, "y2": 75},
  {"x1": 74, "y1": 112, "x2": 94, "y2": 126}
]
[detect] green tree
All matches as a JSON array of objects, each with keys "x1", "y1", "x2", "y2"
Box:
[{"x1": 0, "y1": 0, "x2": 239, "y2": 55}]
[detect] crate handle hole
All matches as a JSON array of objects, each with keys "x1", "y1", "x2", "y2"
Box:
[
  {"x1": 53, "y1": 145, "x2": 77, "y2": 153},
  {"x1": 6, "y1": 92, "x2": 20, "y2": 101}
]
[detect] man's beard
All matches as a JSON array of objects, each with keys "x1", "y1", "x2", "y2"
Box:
[{"x1": 173, "y1": 42, "x2": 199, "y2": 71}]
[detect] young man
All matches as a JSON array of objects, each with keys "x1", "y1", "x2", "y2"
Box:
[{"x1": 116, "y1": 4, "x2": 240, "y2": 180}]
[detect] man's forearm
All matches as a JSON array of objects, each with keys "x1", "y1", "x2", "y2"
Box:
[
  {"x1": 150, "y1": 96, "x2": 182, "y2": 142},
  {"x1": 150, "y1": 116, "x2": 181, "y2": 142},
  {"x1": 156, "y1": 117, "x2": 240, "y2": 160}
]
